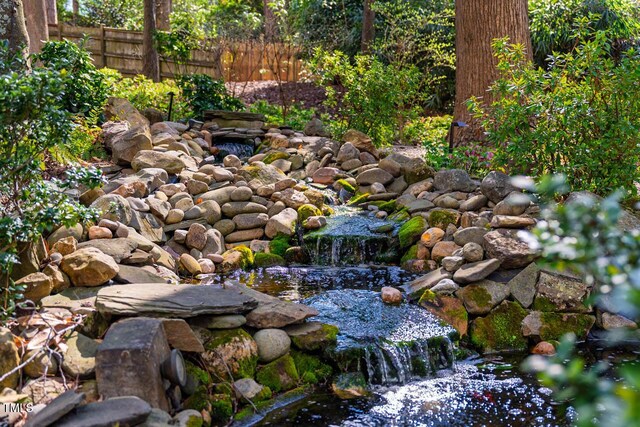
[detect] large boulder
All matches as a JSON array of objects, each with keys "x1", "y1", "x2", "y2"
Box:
[
  {"x1": 91, "y1": 194, "x2": 132, "y2": 224},
  {"x1": 470, "y1": 301, "x2": 528, "y2": 353},
  {"x1": 433, "y1": 169, "x2": 476, "y2": 192},
  {"x1": 356, "y1": 168, "x2": 394, "y2": 186},
  {"x1": 532, "y1": 271, "x2": 591, "y2": 313},
  {"x1": 265, "y1": 208, "x2": 298, "y2": 238},
  {"x1": 131, "y1": 150, "x2": 191, "y2": 175},
  {"x1": 456, "y1": 280, "x2": 510, "y2": 315},
  {"x1": 522, "y1": 311, "x2": 595, "y2": 341},
  {"x1": 483, "y1": 229, "x2": 539, "y2": 269},
  {"x1": 481, "y1": 171, "x2": 517, "y2": 203},
  {"x1": 111, "y1": 126, "x2": 153, "y2": 166},
  {"x1": 342, "y1": 129, "x2": 379, "y2": 158},
  {"x1": 197, "y1": 328, "x2": 258, "y2": 380},
  {"x1": 61, "y1": 248, "x2": 119, "y2": 287}
]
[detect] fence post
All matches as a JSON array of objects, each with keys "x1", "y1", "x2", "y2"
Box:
[
  {"x1": 58, "y1": 22, "x2": 63, "y2": 41},
  {"x1": 100, "y1": 25, "x2": 106, "y2": 68}
]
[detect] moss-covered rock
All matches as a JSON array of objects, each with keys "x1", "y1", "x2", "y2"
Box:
[
  {"x1": 291, "y1": 350, "x2": 332, "y2": 384},
  {"x1": 254, "y1": 252, "x2": 285, "y2": 268},
  {"x1": 388, "y1": 208, "x2": 410, "y2": 222},
  {"x1": 286, "y1": 322, "x2": 339, "y2": 352},
  {"x1": 210, "y1": 393, "x2": 233, "y2": 424},
  {"x1": 269, "y1": 234, "x2": 291, "y2": 257},
  {"x1": 297, "y1": 204, "x2": 323, "y2": 222},
  {"x1": 331, "y1": 372, "x2": 370, "y2": 399},
  {"x1": 183, "y1": 385, "x2": 210, "y2": 412},
  {"x1": 185, "y1": 360, "x2": 212, "y2": 392},
  {"x1": 335, "y1": 179, "x2": 356, "y2": 194},
  {"x1": 347, "y1": 193, "x2": 370, "y2": 206},
  {"x1": 401, "y1": 244, "x2": 419, "y2": 264},
  {"x1": 322, "y1": 205, "x2": 335, "y2": 216},
  {"x1": 256, "y1": 354, "x2": 299, "y2": 393},
  {"x1": 262, "y1": 151, "x2": 290, "y2": 164},
  {"x1": 420, "y1": 293, "x2": 469, "y2": 336},
  {"x1": 398, "y1": 216, "x2": 427, "y2": 248},
  {"x1": 220, "y1": 246, "x2": 254, "y2": 272},
  {"x1": 470, "y1": 301, "x2": 528, "y2": 353},
  {"x1": 428, "y1": 209, "x2": 460, "y2": 230},
  {"x1": 522, "y1": 311, "x2": 595, "y2": 341},
  {"x1": 199, "y1": 328, "x2": 258, "y2": 380},
  {"x1": 304, "y1": 189, "x2": 325, "y2": 208}
]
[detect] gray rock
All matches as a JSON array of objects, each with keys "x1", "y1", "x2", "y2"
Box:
[
  {"x1": 56, "y1": 396, "x2": 152, "y2": 427},
  {"x1": 402, "y1": 268, "x2": 452, "y2": 299},
  {"x1": 245, "y1": 301, "x2": 319, "y2": 329},
  {"x1": 25, "y1": 390, "x2": 85, "y2": 427},
  {"x1": 507, "y1": 263, "x2": 539, "y2": 308},
  {"x1": 453, "y1": 227, "x2": 488, "y2": 247},
  {"x1": 493, "y1": 193, "x2": 530, "y2": 216},
  {"x1": 533, "y1": 271, "x2": 591, "y2": 313},
  {"x1": 91, "y1": 194, "x2": 132, "y2": 224},
  {"x1": 481, "y1": 171, "x2": 517, "y2": 203},
  {"x1": 483, "y1": 229, "x2": 539, "y2": 269},
  {"x1": 265, "y1": 208, "x2": 298, "y2": 238},
  {"x1": 453, "y1": 258, "x2": 501, "y2": 284},
  {"x1": 96, "y1": 283, "x2": 258, "y2": 317},
  {"x1": 62, "y1": 332, "x2": 99, "y2": 378},
  {"x1": 222, "y1": 201, "x2": 268, "y2": 217},
  {"x1": 131, "y1": 150, "x2": 190, "y2": 175},
  {"x1": 337, "y1": 142, "x2": 360, "y2": 163},
  {"x1": 442, "y1": 256, "x2": 465, "y2": 272},
  {"x1": 253, "y1": 329, "x2": 291, "y2": 362},
  {"x1": 462, "y1": 242, "x2": 484, "y2": 262},
  {"x1": 356, "y1": 168, "x2": 395, "y2": 186},
  {"x1": 460, "y1": 194, "x2": 488, "y2": 211},
  {"x1": 173, "y1": 410, "x2": 203, "y2": 427},
  {"x1": 231, "y1": 186, "x2": 253, "y2": 202},
  {"x1": 233, "y1": 378, "x2": 267, "y2": 401},
  {"x1": 189, "y1": 314, "x2": 247, "y2": 329},
  {"x1": 433, "y1": 169, "x2": 476, "y2": 192},
  {"x1": 430, "y1": 279, "x2": 460, "y2": 295},
  {"x1": 226, "y1": 228, "x2": 265, "y2": 243},
  {"x1": 456, "y1": 280, "x2": 510, "y2": 315},
  {"x1": 234, "y1": 213, "x2": 269, "y2": 230},
  {"x1": 115, "y1": 265, "x2": 167, "y2": 284}
]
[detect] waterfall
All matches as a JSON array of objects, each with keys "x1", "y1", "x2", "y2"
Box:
[{"x1": 213, "y1": 142, "x2": 254, "y2": 159}]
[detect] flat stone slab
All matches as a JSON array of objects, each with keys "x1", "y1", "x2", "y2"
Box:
[
  {"x1": 115, "y1": 265, "x2": 168, "y2": 284},
  {"x1": 96, "y1": 283, "x2": 258, "y2": 317},
  {"x1": 56, "y1": 396, "x2": 152, "y2": 427},
  {"x1": 41, "y1": 287, "x2": 104, "y2": 311},
  {"x1": 25, "y1": 390, "x2": 85, "y2": 427},
  {"x1": 245, "y1": 301, "x2": 319, "y2": 329}
]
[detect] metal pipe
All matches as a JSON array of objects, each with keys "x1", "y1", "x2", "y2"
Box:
[{"x1": 167, "y1": 92, "x2": 175, "y2": 122}]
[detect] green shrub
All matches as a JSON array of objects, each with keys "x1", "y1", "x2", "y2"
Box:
[
  {"x1": 177, "y1": 74, "x2": 244, "y2": 119},
  {"x1": 0, "y1": 42, "x2": 103, "y2": 318},
  {"x1": 36, "y1": 40, "x2": 109, "y2": 121},
  {"x1": 310, "y1": 49, "x2": 423, "y2": 147},
  {"x1": 100, "y1": 69, "x2": 191, "y2": 120},
  {"x1": 529, "y1": 0, "x2": 640, "y2": 67},
  {"x1": 249, "y1": 100, "x2": 317, "y2": 130},
  {"x1": 469, "y1": 35, "x2": 640, "y2": 196}
]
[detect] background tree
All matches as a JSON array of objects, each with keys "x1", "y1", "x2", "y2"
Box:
[
  {"x1": 155, "y1": 0, "x2": 171, "y2": 30},
  {"x1": 0, "y1": 0, "x2": 30, "y2": 59},
  {"x1": 142, "y1": 0, "x2": 160, "y2": 81},
  {"x1": 23, "y1": 0, "x2": 49, "y2": 54},
  {"x1": 360, "y1": 0, "x2": 375, "y2": 53},
  {"x1": 453, "y1": 0, "x2": 532, "y2": 144}
]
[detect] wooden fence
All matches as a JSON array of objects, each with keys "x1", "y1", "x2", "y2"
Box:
[{"x1": 47, "y1": 24, "x2": 304, "y2": 82}]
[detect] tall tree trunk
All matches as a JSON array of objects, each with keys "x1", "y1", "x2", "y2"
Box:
[
  {"x1": 46, "y1": 0, "x2": 56, "y2": 25},
  {"x1": 155, "y1": 0, "x2": 171, "y2": 31},
  {"x1": 263, "y1": 0, "x2": 276, "y2": 41},
  {"x1": 453, "y1": 0, "x2": 532, "y2": 145},
  {"x1": 142, "y1": 0, "x2": 160, "y2": 81},
  {"x1": 22, "y1": 0, "x2": 48, "y2": 54},
  {"x1": 72, "y1": 0, "x2": 78, "y2": 24},
  {"x1": 0, "y1": 0, "x2": 30, "y2": 59},
  {"x1": 361, "y1": 0, "x2": 375, "y2": 53}
]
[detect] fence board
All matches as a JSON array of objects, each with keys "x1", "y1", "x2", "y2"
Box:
[{"x1": 47, "y1": 24, "x2": 304, "y2": 82}]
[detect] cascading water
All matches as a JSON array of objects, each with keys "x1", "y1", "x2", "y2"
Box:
[
  {"x1": 213, "y1": 142, "x2": 255, "y2": 159},
  {"x1": 303, "y1": 206, "x2": 401, "y2": 266},
  {"x1": 305, "y1": 289, "x2": 456, "y2": 385}
]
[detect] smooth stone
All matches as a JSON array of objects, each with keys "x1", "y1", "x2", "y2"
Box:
[
  {"x1": 24, "y1": 390, "x2": 85, "y2": 427},
  {"x1": 189, "y1": 314, "x2": 247, "y2": 330},
  {"x1": 381, "y1": 287, "x2": 403, "y2": 304},
  {"x1": 253, "y1": 329, "x2": 291, "y2": 362},
  {"x1": 55, "y1": 396, "x2": 152, "y2": 427},
  {"x1": 403, "y1": 268, "x2": 452, "y2": 299},
  {"x1": 453, "y1": 259, "x2": 501, "y2": 284},
  {"x1": 430, "y1": 279, "x2": 460, "y2": 295},
  {"x1": 62, "y1": 332, "x2": 99, "y2": 378},
  {"x1": 245, "y1": 301, "x2": 319, "y2": 329}
]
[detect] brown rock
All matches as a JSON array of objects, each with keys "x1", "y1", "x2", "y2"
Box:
[
  {"x1": 431, "y1": 241, "x2": 461, "y2": 263},
  {"x1": 420, "y1": 228, "x2": 445, "y2": 249},
  {"x1": 51, "y1": 236, "x2": 77, "y2": 257},
  {"x1": 61, "y1": 248, "x2": 119, "y2": 287},
  {"x1": 161, "y1": 319, "x2": 205, "y2": 353},
  {"x1": 420, "y1": 295, "x2": 468, "y2": 336},
  {"x1": 88, "y1": 226, "x2": 113, "y2": 240},
  {"x1": 531, "y1": 341, "x2": 556, "y2": 355},
  {"x1": 381, "y1": 287, "x2": 403, "y2": 304},
  {"x1": 15, "y1": 272, "x2": 54, "y2": 302}
]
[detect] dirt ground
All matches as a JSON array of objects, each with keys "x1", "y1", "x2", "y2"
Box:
[{"x1": 226, "y1": 80, "x2": 330, "y2": 113}]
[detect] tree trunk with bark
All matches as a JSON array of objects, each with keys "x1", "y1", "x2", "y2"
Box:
[
  {"x1": 155, "y1": 0, "x2": 171, "y2": 31},
  {"x1": 142, "y1": 0, "x2": 160, "y2": 81},
  {"x1": 453, "y1": 0, "x2": 532, "y2": 144},
  {"x1": 46, "y1": 0, "x2": 56, "y2": 25},
  {"x1": 0, "y1": 0, "x2": 30, "y2": 59},
  {"x1": 361, "y1": 0, "x2": 375, "y2": 53},
  {"x1": 22, "y1": 0, "x2": 48, "y2": 54},
  {"x1": 263, "y1": 0, "x2": 277, "y2": 41}
]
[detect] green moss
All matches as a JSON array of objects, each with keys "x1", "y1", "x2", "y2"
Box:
[
  {"x1": 269, "y1": 234, "x2": 291, "y2": 257},
  {"x1": 532, "y1": 296, "x2": 558, "y2": 312},
  {"x1": 234, "y1": 387, "x2": 309, "y2": 421},
  {"x1": 398, "y1": 216, "x2": 427, "y2": 248},
  {"x1": 335, "y1": 179, "x2": 356, "y2": 194},
  {"x1": 304, "y1": 189, "x2": 324, "y2": 208},
  {"x1": 210, "y1": 393, "x2": 233, "y2": 423},
  {"x1": 254, "y1": 252, "x2": 285, "y2": 268},
  {"x1": 538, "y1": 313, "x2": 595, "y2": 341},
  {"x1": 418, "y1": 289, "x2": 437, "y2": 305},
  {"x1": 183, "y1": 385, "x2": 210, "y2": 411},
  {"x1": 233, "y1": 245, "x2": 254, "y2": 269},
  {"x1": 185, "y1": 361, "x2": 212, "y2": 387},
  {"x1": 297, "y1": 204, "x2": 323, "y2": 222},
  {"x1": 254, "y1": 385, "x2": 273, "y2": 401},
  {"x1": 470, "y1": 301, "x2": 528, "y2": 353},
  {"x1": 378, "y1": 200, "x2": 397, "y2": 213},
  {"x1": 263, "y1": 151, "x2": 290, "y2": 164},
  {"x1": 401, "y1": 244, "x2": 419, "y2": 264},
  {"x1": 428, "y1": 209, "x2": 459, "y2": 229},
  {"x1": 411, "y1": 356, "x2": 428, "y2": 377},
  {"x1": 332, "y1": 372, "x2": 370, "y2": 399},
  {"x1": 463, "y1": 285, "x2": 492, "y2": 309},
  {"x1": 347, "y1": 193, "x2": 370, "y2": 206},
  {"x1": 204, "y1": 329, "x2": 258, "y2": 379},
  {"x1": 185, "y1": 415, "x2": 203, "y2": 427},
  {"x1": 213, "y1": 382, "x2": 233, "y2": 396},
  {"x1": 291, "y1": 350, "x2": 333, "y2": 385},
  {"x1": 388, "y1": 208, "x2": 410, "y2": 222},
  {"x1": 322, "y1": 205, "x2": 334, "y2": 216},
  {"x1": 256, "y1": 354, "x2": 300, "y2": 393},
  {"x1": 290, "y1": 324, "x2": 339, "y2": 352}
]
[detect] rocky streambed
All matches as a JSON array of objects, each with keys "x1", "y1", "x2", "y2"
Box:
[{"x1": 2, "y1": 99, "x2": 639, "y2": 426}]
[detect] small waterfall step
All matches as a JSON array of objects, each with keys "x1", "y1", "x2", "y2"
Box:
[{"x1": 305, "y1": 289, "x2": 457, "y2": 385}]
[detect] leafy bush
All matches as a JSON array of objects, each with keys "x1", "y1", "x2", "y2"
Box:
[
  {"x1": 171, "y1": 0, "x2": 262, "y2": 40},
  {"x1": 100, "y1": 68, "x2": 191, "y2": 120},
  {"x1": 310, "y1": 49, "x2": 422, "y2": 146},
  {"x1": 57, "y1": 0, "x2": 143, "y2": 30},
  {"x1": 529, "y1": 0, "x2": 640, "y2": 67},
  {"x1": 0, "y1": 42, "x2": 103, "y2": 317},
  {"x1": 36, "y1": 40, "x2": 109, "y2": 121},
  {"x1": 249, "y1": 100, "x2": 317, "y2": 130},
  {"x1": 469, "y1": 35, "x2": 640, "y2": 197},
  {"x1": 177, "y1": 74, "x2": 244, "y2": 119},
  {"x1": 521, "y1": 175, "x2": 640, "y2": 427}
]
